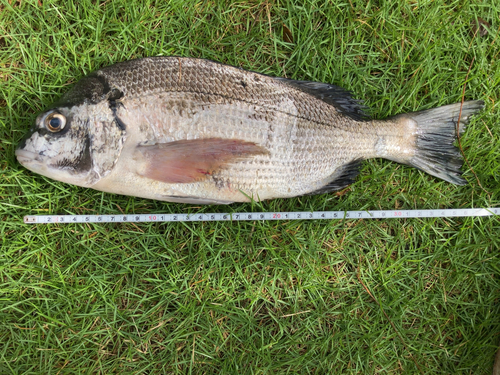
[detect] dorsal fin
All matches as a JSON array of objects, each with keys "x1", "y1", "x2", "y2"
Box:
[{"x1": 275, "y1": 78, "x2": 370, "y2": 121}]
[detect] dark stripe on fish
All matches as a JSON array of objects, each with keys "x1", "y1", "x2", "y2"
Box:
[
  {"x1": 108, "y1": 88, "x2": 126, "y2": 131},
  {"x1": 53, "y1": 134, "x2": 92, "y2": 174}
]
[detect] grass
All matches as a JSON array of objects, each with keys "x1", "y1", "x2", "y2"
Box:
[{"x1": 1, "y1": 0, "x2": 499, "y2": 373}]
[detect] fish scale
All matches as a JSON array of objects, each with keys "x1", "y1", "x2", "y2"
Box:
[{"x1": 112, "y1": 89, "x2": 350, "y2": 199}]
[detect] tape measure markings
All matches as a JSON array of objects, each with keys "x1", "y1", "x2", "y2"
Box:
[{"x1": 23, "y1": 208, "x2": 499, "y2": 224}]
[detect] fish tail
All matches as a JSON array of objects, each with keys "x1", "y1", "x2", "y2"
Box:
[{"x1": 388, "y1": 100, "x2": 484, "y2": 184}]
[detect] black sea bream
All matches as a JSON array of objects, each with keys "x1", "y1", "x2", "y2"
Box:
[{"x1": 16, "y1": 57, "x2": 483, "y2": 204}]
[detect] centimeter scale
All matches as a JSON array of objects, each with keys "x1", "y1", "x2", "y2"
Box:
[{"x1": 24, "y1": 208, "x2": 499, "y2": 224}]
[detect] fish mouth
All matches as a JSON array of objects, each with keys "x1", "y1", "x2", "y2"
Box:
[{"x1": 15, "y1": 149, "x2": 45, "y2": 166}]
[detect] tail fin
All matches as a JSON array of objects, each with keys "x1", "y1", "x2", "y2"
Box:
[{"x1": 392, "y1": 100, "x2": 484, "y2": 185}]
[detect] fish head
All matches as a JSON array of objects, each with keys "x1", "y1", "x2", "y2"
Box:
[{"x1": 16, "y1": 72, "x2": 126, "y2": 188}]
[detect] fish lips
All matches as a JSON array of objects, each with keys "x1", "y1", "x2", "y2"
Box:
[
  {"x1": 15, "y1": 148, "x2": 42, "y2": 164},
  {"x1": 15, "y1": 147, "x2": 49, "y2": 174}
]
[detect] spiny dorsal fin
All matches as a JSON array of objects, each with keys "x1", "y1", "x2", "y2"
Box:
[{"x1": 275, "y1": 78, "x2": 370, "y2": 121}]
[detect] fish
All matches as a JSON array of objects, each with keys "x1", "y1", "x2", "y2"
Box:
[{"x1": 16, "y1": 56, "x2": 484, "y2": 204}]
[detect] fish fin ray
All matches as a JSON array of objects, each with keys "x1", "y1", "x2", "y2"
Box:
[
  {"x1": 275, "y1": 78, "x2": 370, "y2": 121},
  {"x1": 393, "y1": 100, "x2": 484, "y2": 185},
  {"x1": 305, "y1": 159, "x2": 362, "y2": 195},
  {"x1": 136, "y1": 138, "x2": 268, "y2": 184}
]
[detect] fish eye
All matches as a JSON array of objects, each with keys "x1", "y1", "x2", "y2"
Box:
[{"x1": 44, "y1": 112, "x2": 67, "y2": 132}]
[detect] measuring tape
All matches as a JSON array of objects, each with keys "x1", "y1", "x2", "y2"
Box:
[{"x1": 24, "y1": 207, "x2": 499, "y2": 224}]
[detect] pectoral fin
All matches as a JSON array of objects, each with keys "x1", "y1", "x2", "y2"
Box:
[{"x1": 136, "y1": 138, "x2": 268, "y2": 184}]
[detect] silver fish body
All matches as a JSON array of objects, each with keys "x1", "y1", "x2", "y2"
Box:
[{"x1": 16, "y1": 57, "x2": 484, "y2": 204}]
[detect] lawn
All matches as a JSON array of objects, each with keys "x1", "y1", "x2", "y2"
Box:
[{"x1": 1, "y1": 0, "x2": 499, "y2": 373}]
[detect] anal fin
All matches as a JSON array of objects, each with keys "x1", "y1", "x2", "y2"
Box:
[{"x1": 306, "y1": 159, "x2": 362, "y2": 196}]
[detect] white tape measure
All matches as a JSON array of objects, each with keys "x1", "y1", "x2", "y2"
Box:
[{"x1": 24, "y1": 207, "x2": 499, "y2": 224}]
